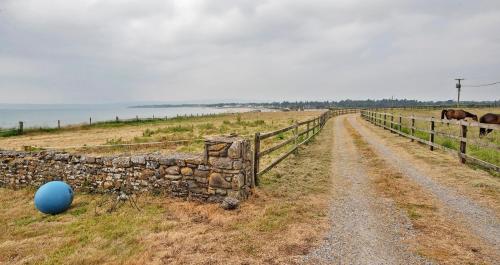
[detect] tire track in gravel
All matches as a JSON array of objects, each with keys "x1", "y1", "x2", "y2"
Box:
[
  {"x1": 347, "y1": 115, "x2": 500, "y2": 251},
  {"x1": 304, "y1": 116, "x2": 429, "y2": 265}
]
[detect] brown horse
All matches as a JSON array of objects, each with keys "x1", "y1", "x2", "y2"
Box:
[
  {"x1": 479, "y1": 113, "x2": 499, "y2": 137},
  {"x1": 441, "y1": 109, "x2": 478, "y2": 121}
]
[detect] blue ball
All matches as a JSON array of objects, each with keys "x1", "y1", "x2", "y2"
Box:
[{"x1": 34, "y1": 181, "x2": 74, "y2": 215}]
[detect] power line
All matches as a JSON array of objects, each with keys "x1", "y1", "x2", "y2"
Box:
[{"x1": 463, "y1": 81, "x2": 500, "y2": 87}]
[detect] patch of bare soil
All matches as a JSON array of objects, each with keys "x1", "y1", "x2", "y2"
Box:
[{"x1": 346, "y1": 115, "x2": 500, "y2": 264}]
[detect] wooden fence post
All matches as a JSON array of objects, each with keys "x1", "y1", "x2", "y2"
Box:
[
  {"x1": 18, "y1": 121, "x2": 23, "y2": 134},
  {"x1": 430, "y1": 117, "x2": 435, "y2": 151},
  {"x1": 253, "y1": 132, "x2": 261, "y2": 186},
  {"x1": 203, "y1": 142, "x2": 209, "y2": 164},
  {"x1": 384, "y1": 113, "x2": 387, "y2": 128},
  {"x1": 411, "y1": 116, "x2": 415, "y2": 142},
  {"x1": 399, "y1": 116, "x2": 402, "y2": 132},
  {"x1": 89, "y1": 117, "x2": 92, "y2": 125},
  {"x1": 390, "y1": 115, "x2": 394, "y2": 131},
  {"x1": 294, "y1": 121, "x2": 299, "y2": 154},
  {"x1": 58, "y1": 120, "x2": 61, "y2": 129},
  {"x1": 307, "y1": 121, "x2": 310, "y2": 138},
  {"x1": 459, "y1": 123, "x2": 467, "y2": 163}
]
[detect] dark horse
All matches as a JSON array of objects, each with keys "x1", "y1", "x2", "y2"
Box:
[
  {"x1": 479, "y1": 113, "x2": 500, "y2": 137},
  {"x1": 441, "y1": 109, "x2": 478, "y2": 121}
]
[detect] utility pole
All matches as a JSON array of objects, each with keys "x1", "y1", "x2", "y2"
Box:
[{"x1": 455, "y1": 78, "x2": 464, "y2": 108}]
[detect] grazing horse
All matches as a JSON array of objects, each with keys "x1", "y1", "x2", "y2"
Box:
[
  {"x1": 441, "y1": 109, "x2": 478, "y2": 121},
  {"x1": 479, "y1": 113, "x2": 500, "y2": 137}
]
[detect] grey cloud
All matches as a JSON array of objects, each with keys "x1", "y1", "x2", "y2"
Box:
[{"x1": 0, "y1": 0, "x2": 499, "y2": 103}]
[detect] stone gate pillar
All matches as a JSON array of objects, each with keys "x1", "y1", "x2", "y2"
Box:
[{"x1": 204, "y1": 135, "x2": 252, "y2": 201}]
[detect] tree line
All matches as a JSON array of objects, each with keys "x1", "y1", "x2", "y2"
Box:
[{"x1": 132, "y1": 99, "x2": 499, "y2": 110}]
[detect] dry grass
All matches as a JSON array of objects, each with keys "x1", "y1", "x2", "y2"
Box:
[
  {"x1": 0, "y1": 111, "x2": 322, "y2": 155},
  {"x1": 345, "y1": 120, "x2": 499, "y2": 264},
  {"x1": 0, "y1": 119, "x2": 334, "y2": 265}
]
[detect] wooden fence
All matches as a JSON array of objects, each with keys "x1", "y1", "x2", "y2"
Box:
[
  {"x1": 253, "y1": 109, "x2": 359, "y2": 185},
  {"x1": 361, "y1": 110, "x2": 499, "y2": 172},
  {"x1": 0, "y1": 113, "x2": 227, "y2": 137},
  {"x1": 368, "y1": 103, "x2": 498, "y2": 111}
]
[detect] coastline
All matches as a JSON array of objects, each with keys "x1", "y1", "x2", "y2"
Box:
[{"x1": 0, "y1": 105, "x2": 259, "y2": 129}]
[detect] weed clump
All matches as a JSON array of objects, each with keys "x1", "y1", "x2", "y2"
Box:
[
  {"x1": 143, "y1": 129, "x2": 154, "y2": 137},
  {"x1": 106, "y1": 138, "x2": 125, "y2": 145}
]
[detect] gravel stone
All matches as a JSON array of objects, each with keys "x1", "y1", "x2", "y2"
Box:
[{"x1": 220, "y1": 197, "x2": 239, "y2": 210}]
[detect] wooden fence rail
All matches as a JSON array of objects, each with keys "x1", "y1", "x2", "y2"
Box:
[
  {"x1": 369, "y1": 104, "x2": 498, "y2": 111},
  {"x1": 253, "y1": 109, "x2": 359, "y2": 185},
  {"x1": 361, "y1": 110, "x2": 500, "y2": 172}
]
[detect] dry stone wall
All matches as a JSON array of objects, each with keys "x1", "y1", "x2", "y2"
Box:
[{"x1": 0, "y1": 135, "x2": 252, "y2": 202}]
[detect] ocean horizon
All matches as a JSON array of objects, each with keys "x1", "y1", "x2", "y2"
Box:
[{"x1": 0, "y1": 103, "x2": 249, "y2": 129}]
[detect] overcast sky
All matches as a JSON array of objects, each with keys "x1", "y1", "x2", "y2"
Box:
[{"x1": 0, "y1": 0, "x2": 499, "y2": 104}]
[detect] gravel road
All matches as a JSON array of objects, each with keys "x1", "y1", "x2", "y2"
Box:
[
  {"x1": 348, "y1": 115, "x2": 500, "y2": 251},
  {"x1": 304, "y1": 117, "x2": 430, "y2": 265}
]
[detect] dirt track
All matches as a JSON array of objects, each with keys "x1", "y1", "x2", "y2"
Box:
[
  {"x1": 304, "y1": 117, "x2": 429, "y2": 264},
  {"x1": 305, "y1": 114, "x2": 500, "y2": 264}
]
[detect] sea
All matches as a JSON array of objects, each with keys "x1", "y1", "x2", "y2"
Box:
[{"x1": 0, "y1": 103, "x2": 251, "y2": 129}]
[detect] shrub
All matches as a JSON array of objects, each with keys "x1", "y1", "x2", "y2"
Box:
[
  {"x1": 143, "y1": 129, "x2": 154, "y2": 137},
  {"x1": 105, "y1": 138, "x2": 125, "y2": 145},
  {"x1": 197, "y1": 123, "x2": 215, "y2": 130},
  {"x1": 0, "y1": 129, "x2": 19, "y2": 137},
  {"x1": 157, "y1": 125, "x2": 193, "y2": 133}
]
